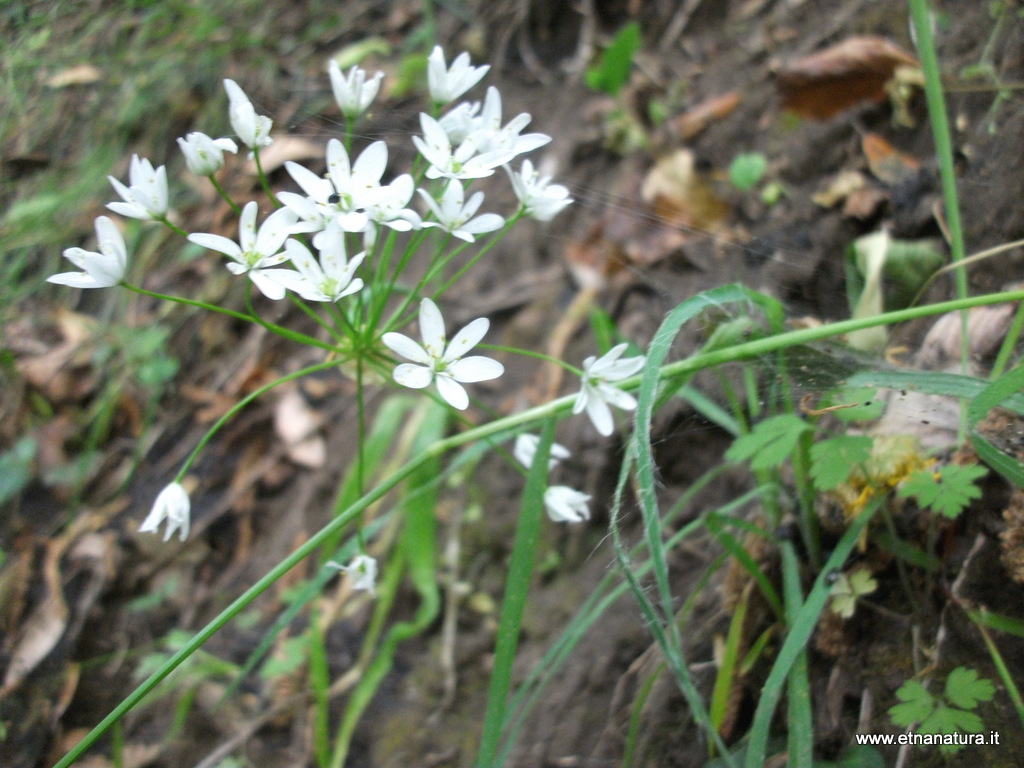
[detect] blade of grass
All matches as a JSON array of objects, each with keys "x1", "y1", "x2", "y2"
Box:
[
  {"x1": 968, "y1": 609, "x2": 1024, "y2": 730},
  {"x1": 909, "y1": 0, "x2": 968, "y2": 355},
  {"x1": 743, "y1": 499, "x2": 880, "y2": 768},
  {"x1": 708, "y1": 591, "x2": 748, "y2": 755},
  {"x1": 475, "y1": 418, "x2": 555, "y2": 768},
  {"x1": 780, "y1": 540, "x2": 813, "y2": 767}
]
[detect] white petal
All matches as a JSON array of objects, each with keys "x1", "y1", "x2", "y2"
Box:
[
  {"x1": 352, "y1": 141, "x2": 388, "y2": 186},
  {"x1": 460, "y1": 213, "x2": 505, "y2": 234},
  {"x1": 394, "y1": 363, "x2": 433, "y2": 389},
  {"x1": 238, "y1": 201, "x2": 259, "y2": 252},
  {"x1": 249, "y1": 269, "x2": 288, "y2": 300},
  {"x1": 597, "y1": 383, "x2": 638, "y2": 411},
  {"x1": 585, "y1": 394, "x2": 614, "y2": 436},
  {"x1": 448, "y1": 356, "x2": 503, "y2": 383},
  {"x1": 382, "y1": 332, "x2": 432, "y2": 365},
  {"x1": 188, "y1": 232, "x2": 243, "y2": 260},
  {"x1": 418, "y1": 298, "x2": 447, "y2": 359},
  {"x1": 256, "y1": 207, "x2": 297, "y2": 256},
  {"x1": 47, "y1": 272, "x2": 102, "y2": 288},
  {"x1": 435, "y1": 374, "x2": 469, "y2": 410},
  {"x1": 286, "y1": 161, "x2": 332, "y2": 201},
  {"x1": 443, "y1": 316, "x2": 489, "y2": 362}
]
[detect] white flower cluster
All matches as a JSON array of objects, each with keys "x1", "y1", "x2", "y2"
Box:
[{"x1": 50, "y1": 47, "x2": 642, "y2": 546}]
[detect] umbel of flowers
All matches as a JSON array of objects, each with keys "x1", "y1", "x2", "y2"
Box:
[{"x1": 50, "y1": 46, "x2": 644, "y2": 591}]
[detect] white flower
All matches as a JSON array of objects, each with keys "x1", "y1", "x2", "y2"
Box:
[
  {"x1": 508, "y1": 159, "x2": 572, "y2": 221},
  {"x1": 223, "y1": 78, "x2": 273, "y2": 150},
  {"x1": 465, "y1": 87, "x2": 551, "y2": 160},
  {"x1": 107, "y1": 155, "x2": 168, "y2": 221},
  {"x1": 49, "y1": 216, "x2": 127, "y2": 289},
  {"x1": 438, "y1": 100, "x2": 482, "y2": 144},
  {"x1": 280, "y1": 139, "x2": 388, "y2": 238},
  {"x1": 328, "y1": 60, "x2": 384, "y2": 118},
  {"x1": 139, "y1": 482, "x2": 191, "y2": 541},
  {"x1": 427, "y1": 46, "x2": 489, "y2": 105},
  {"x1": 277, "y1": 236, "x2": 364, "y2": 302},
  {"x1": 573, "y1": 343, "x2": 646, "y2": 436},
  {"x1": 382, "y1": 298, "x2": 504, "y2": 410},
  {"x1": 188, "y1": 201, "x2": 297, "y2": 300},
  {"x1": 361, "y1": 173, "x2": 422, "y2": 248},
  {"x1": 418, "y1": 179, "x2": 504, "y2": 242},
  {"x1": 543, "y1": 486, "x2": 591, "y2": 523},
  {"x1": 177, "y1": 131, "x2": 238, "y2": 176},
  {"x1": 514, "y1": 433, "x2": 571, "y2": 470},
  {"x1": 329, "y1": 554, "x2": 378, "y2": 594},
  {"x1": 412, "y1": 113, "x2": 514, "y2": 181}
]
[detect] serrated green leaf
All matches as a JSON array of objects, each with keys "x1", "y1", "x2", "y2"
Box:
[
  {"x1": 897, "y1": 463, "x2": 987, "y2": 519},
  {"x1": 726, "y1": 414, "x2": 810, "y2": 471},
  {"x1": 920, "y1": 704, "x2": 984, "y2": 735},
  {"x1": 944, "y1": 667, "x2": 995, "y2": 709},
  {"x1": 810, "y1": 435, "x2": 873, "y2": 490},
  {"x1": 889, "y1": 680, "x2": 935, "y2": 725}
]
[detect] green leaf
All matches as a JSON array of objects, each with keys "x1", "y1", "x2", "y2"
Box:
[
  {"x1": 897, "y1": 463, "x2": 987, "y2": 519},
  {"x1": 584, "y1": 21, "x2": 640, "y2": 95},
  {"x1": 726, "y1": 414, "x2": 810, "y2": 471},
  {"x1": 920, "y1": 704, "x2": 983, "y2": 735},
  {"x1": 944, "y1": 667, "x2": 995, "y2": 710},
  {"x1": 728, "y1": 153, "x2": 768, "y2": 191},
  {"x1": 833, "y1": 745, "x2": 886, "y2": 768},
  {"x1": 828, "y1": 569, "x2": 877, "y2": 618},
  {"x1": 810, "y1": 435, "x2": 873, "y2": 491},
  {"x1": 889, "y1": 680, "x2": 935, "y2": 726},
  {"x1": 0, "y1": 436, "x2": 35, "y2": 505}
]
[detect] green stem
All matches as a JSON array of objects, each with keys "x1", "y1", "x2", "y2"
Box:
[
  {"x1": 207, "y1": 175, "x2": 241, "y2": 216},
  {"x1": 155, "y1": 215, "x2": 189, "y2": 238},
  {"x1": 242, "y1": 287, "x2": 342, "y2": 352},
  {"x1": 253, "y1": 150, "x2": 279, "y2": 207},
  {"x1": 123, "y1": 283, "x2": 253, "y2": 322}
]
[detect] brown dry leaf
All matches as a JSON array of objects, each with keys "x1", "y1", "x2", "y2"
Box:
[
  {"x1": 249, "y1": 135, "x2": 324, "y2": 174},
  {"x1": 777, "y1": 36, "x2": 918, "y2": 120},
  {"x1": 46, "y1": 64, "x2": 102, "y2": 88},
  {"x1": 861, "y1": 132, "x2": 919, "y2": 186},
  {"x1": 641, "y1": 149, "x2": 729, "y2": 241},
  {"x1": 842, "y1": 186, "x2": 889, "y2": 220},
  {"x1": 672, "y1": 91, "x2": 741, "y2": 140},
  {"x1": 915, "y1": 303, "x2": 1017, "y2": 370},
  {"x1": 563, "y1": 220, "x2": 628, "y2": 291},
  {"x1": 812, "y1": 169, "x2": 867, "y2": 208},
  {"x1": 0, "y1": 541, "x2": 68, "y2": 697},
  {"x1": 0, "y1": 549, "x2": 33, "y2": 641},
  {"x1": 13, "y1": 309, "x2": 99, "y2": 403}
]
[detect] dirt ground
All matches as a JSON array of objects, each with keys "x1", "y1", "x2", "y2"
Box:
[{"x1": 4, "y1": 1, "x2": 1024, "y2": 767}]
